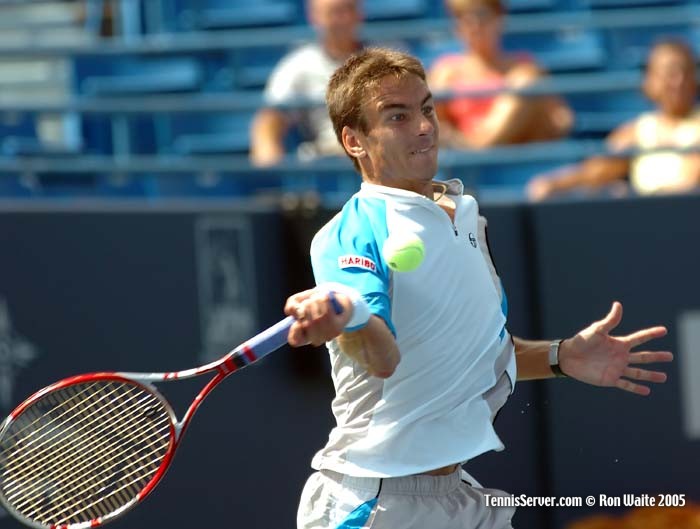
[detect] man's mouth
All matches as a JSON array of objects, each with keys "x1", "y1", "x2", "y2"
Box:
[{"x1": 411, "y1": 147, "x2": 433, "y2": 154}]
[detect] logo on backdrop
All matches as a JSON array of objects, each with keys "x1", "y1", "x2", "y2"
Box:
[
  {"x1": 678, "y1": 311, "x2": 700, "y2": 441},
  {"x1": 195, "y1": 217, "x2": 257, "y2": 363},
  {"x1": 0, "y1": 298, "x2": 38, "y2": 411}
]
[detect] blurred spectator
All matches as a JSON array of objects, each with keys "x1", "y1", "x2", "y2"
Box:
[
  {"x1": 428, "y1": 0, "x2": 573, "y2": 149},
  {"x1": 528, "y1": 40, "x2": 700, "y2": 200},
  {"x1": 250, "y1": 0, "x2": 363, "y2": 166},
  {"x1": 0, "y1": 1, "x2": 88, "y2": 154}
]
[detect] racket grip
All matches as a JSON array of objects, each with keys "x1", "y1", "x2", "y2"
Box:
[
  {"x1": 243, "y1": 292, "x2": 344, "y2": 359},
  {"x1": 327, "y1": 290, "x2": 343, "y2": 315},
  {"x1": 245, "y1": 315, "x2": 295, "y2": 358}
]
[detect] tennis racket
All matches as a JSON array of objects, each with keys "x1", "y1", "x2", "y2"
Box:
[{"x1": 0, "y1": 294, "x2": 341, "y2": 529}]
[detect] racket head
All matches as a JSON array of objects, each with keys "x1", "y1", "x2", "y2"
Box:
[{"x1": 0, "y1": 374, "x2": 178, "y2": 529}]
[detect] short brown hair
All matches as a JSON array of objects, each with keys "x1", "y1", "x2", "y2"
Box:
[
  {"x1": 446, "y1": 0, "x2": 504, "y2": 16},
  {"x1": 326, "y1": 47, "x2": 427, "y2": 170}
]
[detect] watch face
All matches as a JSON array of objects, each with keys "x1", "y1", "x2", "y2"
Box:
[{"x1": 548, "y1": 341, "x2": 560, "y2": 366}]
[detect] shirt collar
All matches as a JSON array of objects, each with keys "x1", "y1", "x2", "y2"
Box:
[{"x1": 359, "y1": 179, "x2": 464, "y2": 200}]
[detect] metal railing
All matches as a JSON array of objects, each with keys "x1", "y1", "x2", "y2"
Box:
[{"x1": 0, "y1": 5, "x2": 694, "y2": 57}]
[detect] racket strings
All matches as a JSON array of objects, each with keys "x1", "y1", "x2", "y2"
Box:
[
  {"x1": 9, "y1": 395, "x2": 169, "y2": 516},
  {"x1": 54, "y1": 459, "x2": 166, "y2": 525},
  {"x1": 2, "y1": 382, "x2": 157, "y2": 491},
  {"x1": 6, "y1": 382, "x2": 168, "y2": 512},
  {"x1": 42, "y1": 448, "x2": 164, "y2": 526},
  {"x1": 2, "y1": 382, "x2": 115, "y2": 447},
  {"x1": 14, "y1": 407, "x2": 170, "y2": 521},
  {"x1": 2, "y1": 382, "x2": 151, "y2": 475},
  {"x1": 3, "y1": 383, "x2": 155, "y2": 515},
  {"x1": 3, "y1": 382, "x2": 171, "y2": 524},
  {"x1": 0, "y1": 380, "x2": 172, "y2": 527}
]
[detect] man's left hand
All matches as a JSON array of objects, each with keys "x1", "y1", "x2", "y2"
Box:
[{"x1": 559, "y1": 301, "x2": 673, "y2": 396}]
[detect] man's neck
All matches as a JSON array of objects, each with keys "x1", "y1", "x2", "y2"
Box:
[
  {"x1": 362, "y1": 178, "x2": 456, "y2": 221},
  {"x1": 659, "y1": 107, "x2": 695, "y2": 123},
  {"x1": 361, "y1": 174, "x2": 437, "y2": 200},
  {"x1": 468, "y1": 49, "x2": 505, "y2": 72},
  {"x1": 322, "y1": 37, "x2": 361, "y2": 61}
]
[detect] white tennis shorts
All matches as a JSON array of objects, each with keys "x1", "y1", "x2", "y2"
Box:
[{"x1": 297, "y1": 467, "x2": 516, "y2": 529}]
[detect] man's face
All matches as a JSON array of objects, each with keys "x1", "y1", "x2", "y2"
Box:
[
  {"x1": 345, "y1": 74, "x2": 439, "y2": 191},
  {"x1": 454, "y1": 6, "x2": 503, "y2": 57},
  {"x1": 644, "y1": 46, "x2": 697, "y2": 118},
  {"x1": 309, "y1": 0, "x2": 361, "y2": 41}
]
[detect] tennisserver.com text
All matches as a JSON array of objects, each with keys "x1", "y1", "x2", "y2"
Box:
[
  {"x1": 485, "y1": 495, "x2": 583, "y2": 508},
  {"x1": 485, "y1": 494, "x2": 687, "y2": 508}
]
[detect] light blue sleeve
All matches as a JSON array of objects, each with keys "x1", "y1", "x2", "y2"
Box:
[{"x1": 310, "y1": 196, "x2": 395, "y2": 336}]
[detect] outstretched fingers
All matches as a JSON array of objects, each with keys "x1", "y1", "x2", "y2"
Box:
[
  {"x1": 629, "y1": 350, "x2": 674, "y2": 364},
  {"x1": 623, "y1": 366, "x2": 668, "y2": 384},
  {"x1": 622, "y1": 326, "x2": 668, "y2": 349},
  {"x1": 615, "y1": 362, "x2": 670, "y2": 397},
  {"x1": 597, "y1": 301, "x2": 623, "y2": 334},
  {"x1": 615, "y1": 378, "x2": 652, "y2": 396}
]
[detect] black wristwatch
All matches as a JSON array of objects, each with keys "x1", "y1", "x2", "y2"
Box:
[{"x1": 548, "y1": 340, "x2": 568, "y2": 378}]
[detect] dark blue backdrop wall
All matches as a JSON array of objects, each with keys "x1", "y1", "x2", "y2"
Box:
[
  {"x1": 531, "y1": 195, "x2": 700, "y2": 529},
  {"x1": 0, "y1": 194, "x2": 697, "y2": 529}
]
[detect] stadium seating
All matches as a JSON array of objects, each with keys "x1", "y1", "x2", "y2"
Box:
[
  {"x1": 229, "y1": 47, "x2": 292, "y2": 90},
  {"x1": 78, "y1": 56, "x2": 204, "y2": 96},
  {"x1": 589, "y1": 0, "x2": 685, "y2": 8},
  {"x1": 0, "y1": 0, "x2": 697, "y2": 198},
  {"x1": 170, "y1": 0, "x2": 302, "y2": 30},
  {"x1": 74, "y1": 55, "x2": 204, "y2": 156},
  {"x1": 568, "y1": 89, "x2": 652, "y2": 137},
  {"x1": 166, "y1": 113, "x2": 255, "y2": 155},
  {"x1": 0, "y1": 1, "x2": 86, "y2": 164},
  {"x1": 505, "y1": 28, "x2": 606, "y2": 72},
  {"x1": 362, "y1": 0, "x2": 429, "y2": 20}
]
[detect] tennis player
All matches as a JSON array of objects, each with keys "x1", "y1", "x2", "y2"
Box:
[{"x1": 286, "y1": 48, "x2": 673, "y2": 529}]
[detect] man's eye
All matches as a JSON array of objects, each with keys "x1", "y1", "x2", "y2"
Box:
[
  {"x1": 423, "y1": 106, "x2": 435, "y2": 116},
  {"x1": 390, "y1": 113, "x2": 406, "y2": 122}
]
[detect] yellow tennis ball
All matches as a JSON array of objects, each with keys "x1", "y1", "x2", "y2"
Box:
[{"x1": 382, "y1": 233, "x2": 425, "y2": 272}]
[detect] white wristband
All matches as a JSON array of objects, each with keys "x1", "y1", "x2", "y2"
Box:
[{"x1": 319, "y1": 282, "x2": 371, "y2": 331}]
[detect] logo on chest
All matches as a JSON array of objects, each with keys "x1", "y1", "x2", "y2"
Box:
[{"x1": 468, "y1": 232, "x2": 478, "y2": 248}]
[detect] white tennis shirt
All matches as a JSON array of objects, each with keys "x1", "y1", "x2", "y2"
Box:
[
  {"x1": 264, "y1": 43, "x2": 344, "y2": 158},
  {"x1": 310, "y1": 180, "x2": 517, "y2": 477}
]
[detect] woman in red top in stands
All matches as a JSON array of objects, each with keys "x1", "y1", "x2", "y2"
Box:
[{"x1": 429, "y1": 0, "x2": 573, "y2": 148}]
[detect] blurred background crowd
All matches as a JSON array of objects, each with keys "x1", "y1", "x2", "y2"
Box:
[{"x1": 0, "y1": 0, "x2": 698, "y2": 203}]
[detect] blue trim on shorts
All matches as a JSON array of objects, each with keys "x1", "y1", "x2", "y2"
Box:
[{"x1": 335, "y1": 498, "x2": 377, "y2": 528}]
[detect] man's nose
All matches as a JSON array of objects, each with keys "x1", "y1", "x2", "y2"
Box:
[{"x1": 417, "y1": 115, "x2": 435, "y2": 136}]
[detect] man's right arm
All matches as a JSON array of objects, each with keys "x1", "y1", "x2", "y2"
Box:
[
  {"x1": 250, "y1": 108, "x2": 289, "y2": 167},
  {"x1": 338, "y1": 315, "x2": 400, "y2": 379},
  {"x1": 310, "y1": 196, "x2": 399, "y2": 378},
  {"x1": 529, "y1": 156, "x2": 630, "y2": 199},
  {"x1": 250, "y1": 50, "x2": 302, "y2": 167},
  {"x1": 527, "y1": 122, "x2": 635, "y2": 200}
]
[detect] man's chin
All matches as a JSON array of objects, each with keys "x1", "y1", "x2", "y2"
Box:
[{"x1": 414, "y1": 165, "x2": 439, "y2": 182}]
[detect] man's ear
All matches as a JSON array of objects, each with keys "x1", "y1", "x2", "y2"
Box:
[{"x1": 342, "y1": 125, "x2": 367, "y2": 160}]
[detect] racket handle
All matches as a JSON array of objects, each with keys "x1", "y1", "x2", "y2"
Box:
[
  {"x1": 241, "y1": 291, "x2": 344, "y2": 360},
  {"x1": 245, "y1": 315, "x2": 295, "y2": 358}
]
